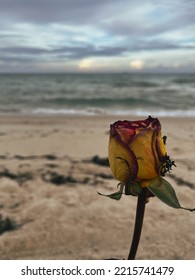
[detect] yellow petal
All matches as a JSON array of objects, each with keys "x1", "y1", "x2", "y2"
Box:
[
  {"x1": 156, "y1": 131, "x2": 166, "y2": 160},
  {"x1": 129, "y1": 128, "x2": 158, "y2": 180},
  {"x1": 108, "y1": 137, "x2": 137, "y2": 184}
]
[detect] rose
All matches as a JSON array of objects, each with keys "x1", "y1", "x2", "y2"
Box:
[
  {"x1": 108, "y1": 116, "x2": 167, "y2": 187},
  {"x1": 99, "y1": 115, "x2": 194, "y2": 210},
  {"x1": 102, "y1": 116, "x2": 194, "y2": 261}
]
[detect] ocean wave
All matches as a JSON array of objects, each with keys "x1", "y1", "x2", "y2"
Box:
[
  {"x1": 113, "y1": 81, "x2": 159, "y2": 88},
  {"x1": 172, "y1": 77, "x2": 195, "y2": 84},
  {"x1": 29, "y1": 107, "x2": 195, "y2": 117},
  {"x1": 30, "y1": 108, "x2": 98, "y2": 116},
  {"x1": 1, "y1": 73, "x2": 195, "y2": 117},
  {"x1": 36, "y1": 96, "x2": 161, "y2": 107}
]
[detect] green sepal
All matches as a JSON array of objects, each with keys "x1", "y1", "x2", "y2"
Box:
[
  {"x1": 97, "y1": 184, "x2": 124, "y2": 200},
  {"x1": 147, "y1": 177, "x2": 181, "y2": 209},
  {"x1": 125, "y1": 181, "x2": 142, "y2": 196}
]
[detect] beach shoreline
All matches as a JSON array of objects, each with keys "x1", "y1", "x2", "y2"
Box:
[{"x1": 0, "y1": 114, "x2": 194, "y2": 259}]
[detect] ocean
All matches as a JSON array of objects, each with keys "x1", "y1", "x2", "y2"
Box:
[{"x1": 0, "y1": 73, "x2": 195, "y2": 117}]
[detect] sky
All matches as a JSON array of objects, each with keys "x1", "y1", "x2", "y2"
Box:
[{"x1": 0, "y1": 0, "x2": 195, "y2": 73}]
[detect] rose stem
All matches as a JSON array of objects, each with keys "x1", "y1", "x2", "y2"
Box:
[{"x1": 127, "y1": 188, "x2": 147, "y2": 260}]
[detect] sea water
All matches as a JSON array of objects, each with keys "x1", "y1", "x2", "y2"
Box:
[{"x1": 0, "y1": 72, "x2": 195, "y2": 117}]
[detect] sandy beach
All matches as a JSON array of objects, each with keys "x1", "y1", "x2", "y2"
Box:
[{"x1": 0, "y1": 115, "x2": 194, "y2": 260}]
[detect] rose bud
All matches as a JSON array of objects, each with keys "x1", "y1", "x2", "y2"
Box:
[
  {"x1": 102, "y1": 115, "x2": 194, "y2": 210},
  {"x1": 108, "y1": 116, "x2": 169, "y2": 187}
]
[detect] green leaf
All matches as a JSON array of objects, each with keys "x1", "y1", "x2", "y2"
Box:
[
  {"x1": 147, "y1": 177, "x2": 181, "y2": 209},
  {"x1": 125, "y1": 181, "x2": 142, "y2": 196},
  {"x1": 97, "y1": 184, "x2": 124, "y2": 200}
]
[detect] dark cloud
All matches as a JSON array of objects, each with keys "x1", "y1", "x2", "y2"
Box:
[
  {"x1": 0, "y1": 0, "x2": 194, "y2": 37},
  {"x1": 0, "y1": 46, "x2": 49, "y2": 55},
  {"x1": 0, "y1": 54, "x2": 40, "y2": 73},
  {"x1": 0, "y1": 44, "x2": 127, "y2": 73},
  {"x1": 54, "y1": 45, "x2": 128, "y2": 58},
  {"x1": 1, "y1": 0, "x2": 194, "y2": 42},
  {"x1": 127, "y1": 40, "x2": 182, "y2": 51},
  {"x1": 0, "y1": 0, "x2": 120, "y2": 25},
  {"x1": 0, "y1": 40, "x2": 194, "y2": 72},
  {"x1": 0, "y1": 55, "x2": 35, "y2": 63},
  {"x1": 0, "y1": 45, "x2": 128, "y2": 61}
]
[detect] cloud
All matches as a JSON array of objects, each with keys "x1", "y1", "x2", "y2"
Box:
[
  {"x1": 0, "y1": 45, "x2": 127, "y2": 59},
  {"x1": 0, "y1": 0, "x2": 120, "y2": 25},
  {"x1": 99, "y1": 0, "x2": 195, "y2": 44},
  {"x1": 0, "y1": 46, "x2": 49, "y2": 55},
  {"x1": 0, "y1": 0, "x2": 195, "y2": 72}
]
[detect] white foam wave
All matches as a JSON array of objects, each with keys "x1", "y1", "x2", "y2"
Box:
[
  {"x1": 30, "y1": 108, "x2": 98, "y2": 116},
  {"x1": 28, "y1": 107, "x2": 195, "y2": 117}
]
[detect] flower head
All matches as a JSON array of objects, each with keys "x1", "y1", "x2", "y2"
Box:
[
  {"x1": 98, "y1": 116, "x2": 194, "y2": 210},
  {"x1": 108, "y1": 116, "x2": 169, "y2": 186}
]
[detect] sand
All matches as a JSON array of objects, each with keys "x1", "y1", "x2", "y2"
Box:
[{"x1": 0, "y1": 115, "x2": 194, "y2": 260}]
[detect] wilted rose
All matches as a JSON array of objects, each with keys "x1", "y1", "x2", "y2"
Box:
[{"x1": 108, "y1": 116, "x2": 171, "y2": 187}]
